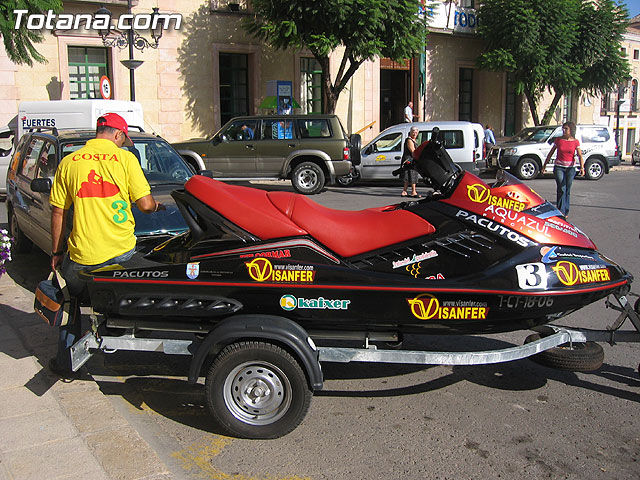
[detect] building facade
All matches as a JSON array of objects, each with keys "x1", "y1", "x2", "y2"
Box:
[{"x1": 0, "y1": 1, "x2": 635, "y2": 152}]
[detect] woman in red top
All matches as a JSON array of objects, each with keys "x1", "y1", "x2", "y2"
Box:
[{"x1": 543, "y1": 122, "x2": 584, "y2": 217}]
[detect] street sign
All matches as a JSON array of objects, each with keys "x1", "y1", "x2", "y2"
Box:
[{"x1": 100, "y1": 76, "x2": 112, "y2": 100}]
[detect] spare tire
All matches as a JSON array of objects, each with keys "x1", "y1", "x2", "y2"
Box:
[
  {"x1": 350, "y1": 134, "x2": 362, "y2": 166},
  {"x1": 524, "y1": 333, "x2": 604, "y2": 372}
]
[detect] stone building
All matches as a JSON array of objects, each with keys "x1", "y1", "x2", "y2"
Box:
[{"x1": 0, "y1": 1, "x2": 635, "y2": 150}]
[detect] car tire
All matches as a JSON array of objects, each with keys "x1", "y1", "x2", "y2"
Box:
[
  {"x1": 584, "y1": 158, "x2": 605, "y2": 181},
  {"x1": 524, "y1": 333, "x2": 604, "y2": 372},
  {"x1": 515, "y1": 157, "x2": 540, "y2": 180},
  {"x1": 205, "y1": 341, "x2": 312, "y2": 439},
  {"x1": 291, "y1": 162, "x2": 325, "y2": 195},
  {"x1": 8, "y1": 208, "x2": 32, "y2": 254}
]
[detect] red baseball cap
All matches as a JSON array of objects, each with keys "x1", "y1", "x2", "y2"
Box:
[{"x1": 97, "y1": 112, "x2": 134, "y2": 146}]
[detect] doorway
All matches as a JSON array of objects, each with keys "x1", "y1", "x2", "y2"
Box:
[{"x1": 380, "y1": 66, "x2": 409, "y2": 130}]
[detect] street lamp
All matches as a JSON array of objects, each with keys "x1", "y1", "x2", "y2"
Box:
[{"x1": 95, "y1": 2, "x2": 164, "y2": 101}]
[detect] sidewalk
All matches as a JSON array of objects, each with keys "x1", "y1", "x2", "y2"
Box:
[{"x1": 0, "y1": 271, "x2": 170, "y2": 480}]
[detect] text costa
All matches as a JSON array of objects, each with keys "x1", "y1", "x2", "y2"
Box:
[{"x1": 72, "y1": 153, "x2": 119, "y2": 162}]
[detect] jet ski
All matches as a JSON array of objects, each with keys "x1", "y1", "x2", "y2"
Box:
[{"x1": 82, "y1": 130, "x2": 633, "y2": 337}]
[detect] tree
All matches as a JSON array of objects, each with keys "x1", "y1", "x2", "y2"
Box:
[
  {"x1": 245, "y1": 0, "x2": 427, "y2": 114},
  {"x1": 477, "y1": 0, "x2": 629, "y2": 125},
  {"x1": 0, "y1": 0, "x2": 62, "y2": 66}
]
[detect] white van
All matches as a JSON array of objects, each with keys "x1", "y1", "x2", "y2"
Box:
[
  {"x1": 1, "y1": 100, "x2": 144, "y2": 195},
  {"x1": 0, "y1": 125, "x2": 16, "y2": 196},
  {"x1": 16, "y1": 99, "x2": 144, "y2": 138},
  {"x1": 351, "y1": 121, "x2": 484, "y2": 182}
]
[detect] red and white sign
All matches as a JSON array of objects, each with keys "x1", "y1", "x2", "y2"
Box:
[{"x1": 100, "y1": 76, "x2": 112, "y2": 100}]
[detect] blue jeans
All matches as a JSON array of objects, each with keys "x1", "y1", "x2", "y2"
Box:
[
  {"x1": 553, "y1": 166, "x2": 576, "y2": 216},
  {"x1": 56, "y1": 247, "x2": 136, "y2": 370}
]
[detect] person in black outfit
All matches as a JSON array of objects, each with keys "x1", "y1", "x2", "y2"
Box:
[{"x1": 401, "y1": 126, "x2": 421, "y2": 197}]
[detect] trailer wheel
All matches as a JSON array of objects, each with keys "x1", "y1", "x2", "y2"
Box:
[
  {"x1": 524, "y1": 333, "x2": 604, "y2": 372},
  {"x1": 205, "y1": 341, "x2": 312, "y2": 439}
]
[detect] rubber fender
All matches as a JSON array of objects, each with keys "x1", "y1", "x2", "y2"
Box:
[{"x1": 188, "y1": 314, "x2": 323, "y2": 390}]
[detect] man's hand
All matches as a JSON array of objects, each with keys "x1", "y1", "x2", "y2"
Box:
[{"x1": 51, "y1": 253, "x2": 64, "y2": 271}]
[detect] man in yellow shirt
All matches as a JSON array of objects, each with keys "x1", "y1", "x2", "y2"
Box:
[{"x1": 49, "y1": 113, "x2": 164, "y2": 376}]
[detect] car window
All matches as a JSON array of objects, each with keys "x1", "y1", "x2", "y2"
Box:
[
  {"x1": 220, "y1": 120, "x2": 257, "y2": 141},
  {"x1": 60, "y1": 138, "x2": 193, "y2": 185},
  {"x1": 580, "y1": 127, "x2": 610, "y2": 143},
  {"x1": 372, "y1": 132, "x2": 403, "y2": 152},
  {"x1": 425, "y1": 130, "x2": 464, "y2": 149},
  {"x1": 529, "y1": 127, "x2": 558, "y2": 142},
  {"x1": 36, "y1": 141, "x2": 57, "y2": 179},
  {"x1": 20, "y1": 137, "x2": 45, "y2": 179},
  {"x1": 125, "y1": 139, "x2": 193, "y2": 184},
  {"x1": 261, "y1": 119, "x2": 294, "y2": 140},
  {"x1": 296, "y1": 119, "x2": 331, "y2": 138}
]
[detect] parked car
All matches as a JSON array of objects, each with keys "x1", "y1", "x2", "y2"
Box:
[
  {"x1": 172, "y1": 115, "x2": 359, "y2": 195},
  {"x1": 338, "y1": 121, "x2": 484, "y2": 185},
  {"x1": 632, "y1": 142, "x2": 640, "y2": 165},
  {"x1": 6, "y1": 128, "x2": 194, "y2": 255},
  {"x1": 484, "y1": 124, "x2": 619, "y2": 180},
  {"x1": 0, "y1": 125, "x2": 16, "y2": 196}
]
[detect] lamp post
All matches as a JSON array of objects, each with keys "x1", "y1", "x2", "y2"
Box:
[{"x1": 96, "y1": 1, "x2": 163, "y2": 101}]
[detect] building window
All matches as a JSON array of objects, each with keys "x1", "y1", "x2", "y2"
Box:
[
  {"x1": 621, "y1": 47, "x2": 627, "y2": 56},
  {"x1": 219, "y1": 53, "x2": 249, "y2": 125},
  {"x1": 632, "y1": 80, "x2": 638, "y2": 112},
  {"x1": 634, "y1": 50, "x2": 639, "y2": 60},
  {"x1": 68, "y1": 47, "x2": 109, "y2": 99},
  {"x1": 460, "y1": 0, "x2": 475, "y2": 7},
  {"x1": 300, "y1": 57, "x2": 323, "y2": 114},
  {"x1": 458, "y1": 68, "x2": 473, "y2": 122}
]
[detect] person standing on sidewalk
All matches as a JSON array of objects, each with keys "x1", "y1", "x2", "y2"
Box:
[
  {"x1": 48, "y1": 113, "x2": 165, "y2": 376},
  {"x1": 484, "y1": 124, "x2": 496, "y2": 145},
  {"x1": 543, "y1": 121, "x2": 584, "y2": 217},
  {"x1": 400, "y1": 126, "x2": 421, "y2": 198},
  {"x1": 404, "y1": 101, "x2": 416, "y2": 123}
]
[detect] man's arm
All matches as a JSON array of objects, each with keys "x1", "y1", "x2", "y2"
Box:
[
  {"x1": 51, "y1": 206, "x2": 67, "y2": 270},
  {"x1": 135, "y1": 194, "x2": 165, "y2": 214}
]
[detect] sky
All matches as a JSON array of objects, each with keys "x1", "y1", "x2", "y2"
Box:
[{"x1": 625, "y1": 0, "x2": 640, "y2": 18}]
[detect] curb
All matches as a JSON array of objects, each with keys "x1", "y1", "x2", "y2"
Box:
[{"x1": 0, "y1": 272, "x2": 170, "y2": 480}]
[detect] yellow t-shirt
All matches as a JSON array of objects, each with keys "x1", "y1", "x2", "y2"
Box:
[{"x1": 50, "y1": 138, "x2": 150, "y2": 265}]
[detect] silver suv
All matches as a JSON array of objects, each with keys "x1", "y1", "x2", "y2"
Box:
[{"x1": 484, "y1": 124, "x2": 619, "y2": 180}]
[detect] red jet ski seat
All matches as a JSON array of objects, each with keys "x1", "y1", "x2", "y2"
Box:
[{"x1": 184, "y1": 176, "x2": 436, "y2": 258}]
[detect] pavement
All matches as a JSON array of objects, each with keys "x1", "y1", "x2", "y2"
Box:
[{"x1": 0, "y1": 269, "x2": 171, "y2": 480}]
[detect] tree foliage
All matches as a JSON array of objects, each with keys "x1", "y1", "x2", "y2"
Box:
[
  {"x1": 0, "y1": 0, "x2": 62, "y2": 66},
  {"x1": 477, "y1": 0, "x2": 629, "y2": 125},
  {"x1": 245, "y1": 0, "x2": 427, "y2": 114}
]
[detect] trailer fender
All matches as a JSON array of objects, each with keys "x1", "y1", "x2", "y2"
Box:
[{"x1": 188, "y1": 314, "x2": 323, "y2": 390}]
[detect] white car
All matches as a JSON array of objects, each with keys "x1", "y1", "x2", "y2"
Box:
[
  {"x1": 0, "y1": 126, "x2": 16, "y2": 196},
  {"x1": 485, "y1": 124, "x2": 619, "y2": 181},
  {"x1": 340, "y1": 121, "x2": 484, "y2": 185},
  {"x1": 632, "y1": 142, "x2": 640, "y2": 165}
]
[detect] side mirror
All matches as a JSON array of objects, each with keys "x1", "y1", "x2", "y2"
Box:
[
  {"x1": 30, "y1": 177, "x2": 52, "y2": 193},
  {"x1": 197, "y1": 169, "x2": 214, "y2": 178}
]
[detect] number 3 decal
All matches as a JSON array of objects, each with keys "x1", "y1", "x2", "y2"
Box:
[
  {"x1": 111, "y1": 200, "x2": 129, "y2": 224},
  {"x1": 515, "y1": 263, "x2": 548, "y2": 289}
]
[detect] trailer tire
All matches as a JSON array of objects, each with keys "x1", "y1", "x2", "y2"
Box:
[
  {"x1": 205, "y1": 341, "x2": 312, "y2": 439},
  {"x1": 524, "y1": 333, "x2": 604, "y2": 372}
]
